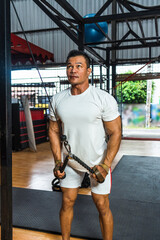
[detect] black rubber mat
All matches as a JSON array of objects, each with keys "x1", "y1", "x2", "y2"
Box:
[
  {"x1": 111, "y1": 155, "x2": 160, "y2": 204},
  {"x1": 1, "y1": 155, "x2": 160, "y2": 239},
  {"x1": 110, "y1": 155, "x2": 160, "y2": 240},
  {"x1": 12, "y1": 188, "x2": 102, "y2": 239}
]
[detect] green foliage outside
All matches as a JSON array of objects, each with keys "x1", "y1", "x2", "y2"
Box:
[{"x1": 116, "y1": 71, "x2": 155, "y2": 104}]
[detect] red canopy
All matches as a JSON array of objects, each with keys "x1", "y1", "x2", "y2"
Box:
[{"x1": 11, "y1": 33, "x2": 54, "y2": 65}]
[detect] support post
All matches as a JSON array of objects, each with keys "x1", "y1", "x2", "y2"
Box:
[
  {"x1": 112, "y1": 64, "x2": 116, "y2": 97},
  {"x1": 100, "y1": 65, "x2": 103, "y2": 89},
  {"x1": 106, "y1": 49, "x2": 110, "y2": 92},
  {"x1": 146, "y1": 80, "x2": 152, "y2": 128},
  {"x1": 91, "y1": 59, "x2": 94, "y2": 85},
  {"x1": 111, "y1": 0, "x2": 117, "y2": 97},
  {"x1": 0, "y1": 0, "x2": 12, "y2": 239},
  {"x1": 78, "y1": 22, "x2": 84, "y2": 51}
]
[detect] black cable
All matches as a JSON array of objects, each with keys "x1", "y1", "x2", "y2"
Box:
[
  {"x1": 11, "y1": 0, "x2": 62, "y2": 134},
  {"x1": 72, "y1": 154, "x2": 94, "y2": 174},
  {"x1": 126, "y1": 0, "x2": 160, "y2": 10}
]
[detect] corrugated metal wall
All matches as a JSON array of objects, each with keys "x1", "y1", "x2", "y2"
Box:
[
  {"x1": 116, "y1": 0, "x2": 160, "y2": 62},
  {"x1": 11, "y1": 0, "x2": 160, "y2": 64}
]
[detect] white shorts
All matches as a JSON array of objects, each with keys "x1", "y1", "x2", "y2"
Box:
[{"x1": 60, "y1": 165, "x2": 112, "y2": 195}]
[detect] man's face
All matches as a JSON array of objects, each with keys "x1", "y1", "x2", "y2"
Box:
[{"x1": 66, "y1": 55, "x2": 91, "y2": 86}]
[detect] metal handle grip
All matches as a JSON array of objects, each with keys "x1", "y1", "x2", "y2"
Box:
[{"x1": 59, "y1": 155, "x2": 70, "y2": 173}]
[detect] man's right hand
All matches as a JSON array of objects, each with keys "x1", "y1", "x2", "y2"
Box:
[{"x1": 53, "y1": 160, "x2": 66, "y2": 179}]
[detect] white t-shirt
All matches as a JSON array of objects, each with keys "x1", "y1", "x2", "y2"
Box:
[{"x1": 49, "y1": 85, "x2": 120, "y2": 172}]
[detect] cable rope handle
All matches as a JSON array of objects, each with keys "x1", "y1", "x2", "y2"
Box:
[{"x1": 60, "y1": 154, "x2": 106, "y2": 184}]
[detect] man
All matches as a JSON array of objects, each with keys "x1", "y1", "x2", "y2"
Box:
[{"x1": 49, "y1": 50, "x2": 121, "y2": 240}]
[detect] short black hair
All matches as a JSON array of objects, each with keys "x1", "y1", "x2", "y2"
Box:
[{"x1": 66, "y1": 50, "x2": 90, "y2": 68}]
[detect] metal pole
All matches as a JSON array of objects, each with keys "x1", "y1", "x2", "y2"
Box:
[
  {"x1": 106, "y1": 49, "x2": 110, "y2": 92},
  {"x1": 111, "y1": 0, "x2": 117, "y2": 97},
  {"x1": 91, "y1": 59, "x2": 94, "y2": 86},
  {"x1": 100, "y1": 65, "x2": 102, "y2": 89},
  {"x1": 78, "y1": 22, "x2": 84, "y2": 51},
  {"x1": 0, "y1": 0, "x2": 12, "y2": 239}
]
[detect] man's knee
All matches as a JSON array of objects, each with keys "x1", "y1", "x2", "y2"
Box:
[
  {"x1": 61, "y1": 188, "x2": 78, "y2": 211},
  {"x1": 62, "y1": 195, "x2": 76, "y2": 210},
  {"x1": 92, "y1": 193, "x2": 110, "y2": 216}
]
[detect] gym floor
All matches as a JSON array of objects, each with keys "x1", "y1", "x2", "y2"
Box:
[{"x1": 10, "y1": 139, "x2": 160, "y2": 240}]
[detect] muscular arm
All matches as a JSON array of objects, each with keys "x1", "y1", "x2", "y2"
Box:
[
  {"x1": 49, "y1": 119, "x2": 62, "y2": 162},
  {"x1": 92, "y1": 116, "x2": 121, "y2": 182},
  {"x1": 49, "y1": 119, "x2": 65, "y2": 178},
  {"x1": 103, "y1": 116, "x2": 122, "y2": 168}
]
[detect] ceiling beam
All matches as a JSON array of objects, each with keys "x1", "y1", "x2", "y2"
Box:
[
  {"x1": 54, "y1": 0, "x2": 83, "y2": 23},
  {"x1": 155, "y1": 17, "x2": 160, "y2": 43},
  {"x1": 83, "y1": 9, "x2": 160, "y2": 24},
  {"x1": 116, "y1": 72, "x2": 160, "y2": 82},
  {"x1": 117, "y1": 0, "x2": 136, "y2": 12},
  {"x1": 117, "y1": 0, "x2": 146, "y2": 43},
  {"x1": 85, "y1": 35, "x2": 160, "y2": 46},
  {"x1": 40, "y1": 0, "x2": 79, "y2": 32},
  {"x1": 85, "y1": 45, "x2": 105, "y2": 62},
  {"x1": 34, "y1": 0, "x2": 105, "y2": 63},
  {"x1": 116, "y1": 30, "x2": 131, "y2": 47},
  {"x1": 108, "y1": 42, "x2": 160, "y2": 50},
  {"x1": 33, "y1": 0, "x2": 79, "y2": 45},
  {"x1": 95, "y1": 0, "x2": 113, "y2": 16}
]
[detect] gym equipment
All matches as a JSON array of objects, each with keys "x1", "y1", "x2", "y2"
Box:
[
  {"x1": 84, "y1": 13, "x2": 108, "y2": 43},
  {"x1": 92, "y1": 163, "x2": 109, "y2": 183},
  {"x1": 52, "y1": 155, "x2": 70, "y2": 191},
  {"x1": 52, "y1": 154, "x2": 106, "y2": 191},
  {"x1": 64, "y1": 154, "x2": 108, "y2": 183}
]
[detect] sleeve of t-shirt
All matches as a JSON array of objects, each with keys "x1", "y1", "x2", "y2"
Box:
[
  {"x1": 102, "y1": 93, "x2": 120, "y2": 121},
  {"x1": 48, "y1": 96, "x2": 59, "y2": 121}
]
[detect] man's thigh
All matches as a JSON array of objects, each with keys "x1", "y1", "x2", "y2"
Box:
[
  {"x1": 60, "y1": 165, "x2": 86, "y2": 188},
  {"x1": 90, "y1": 168, "x2": 112, "y2": 195}
]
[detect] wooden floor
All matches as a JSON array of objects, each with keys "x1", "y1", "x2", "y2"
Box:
[{"x1": 10, "y1": 139, "x2": 160, "y2": 239}]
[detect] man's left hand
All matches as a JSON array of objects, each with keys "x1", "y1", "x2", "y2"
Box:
[{"x1": 92, "y1": 163, "x2": 109, "y2": 183}]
